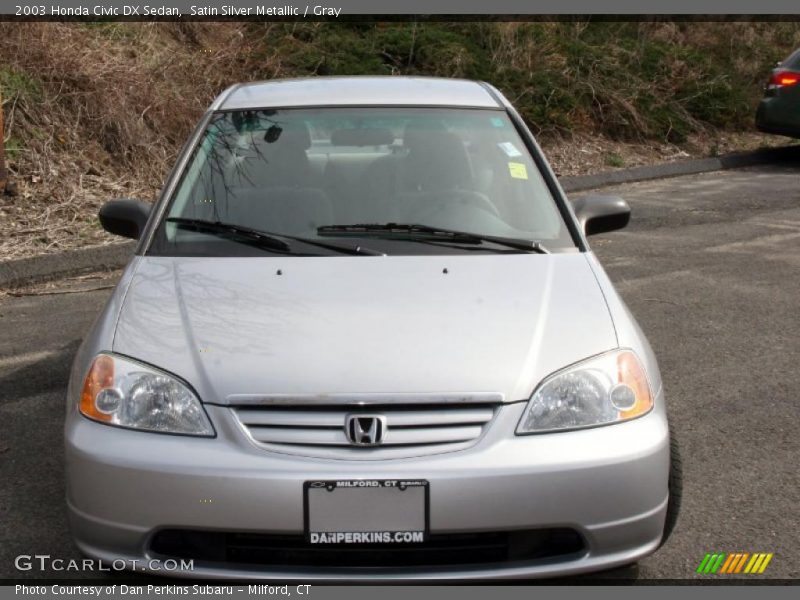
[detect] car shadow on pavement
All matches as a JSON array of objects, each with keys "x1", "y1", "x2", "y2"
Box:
[
  {"x1": 546, "y1": 562, "x2": 640, "y2": 583},
  {"x1": 0, "y1": 339, "x2": 81, "y2": 402}
]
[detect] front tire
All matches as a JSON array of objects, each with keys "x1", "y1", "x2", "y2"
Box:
[{"x1": 660, "y1": 428, "x2": 683, "y2": 547}]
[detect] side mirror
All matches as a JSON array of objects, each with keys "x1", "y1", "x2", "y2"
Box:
[
  {"x1": 571, "y1": 195, "x2": 631, "y2": 236},
  {"x1": 98, "y1": 199, "x2": 151, "y2": 240}
]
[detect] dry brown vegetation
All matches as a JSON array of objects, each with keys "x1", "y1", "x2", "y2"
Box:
[
  {"x1": 0, "y1": 23, "x2": 255, "y2": 259},
  {"x1": 1, "y1": 21, "x2": 798, "y2": 261}
]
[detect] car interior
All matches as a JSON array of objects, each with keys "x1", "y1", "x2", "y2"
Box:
[{"x1": 167, "y1": 113, "x2": 561, "y2": 241}]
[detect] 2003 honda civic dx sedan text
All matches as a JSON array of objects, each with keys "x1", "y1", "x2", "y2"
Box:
[{"x1": 65, "y1": 76, "x2": 681, "y2": 580}]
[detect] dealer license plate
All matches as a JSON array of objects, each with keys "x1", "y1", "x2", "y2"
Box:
[{"x1": 304, "y1": 479, "x2": 429, "y2": 544}]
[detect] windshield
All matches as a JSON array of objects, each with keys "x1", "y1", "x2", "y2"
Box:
[{"x1": 149, "y1": 107, "x2": 575, "y2": 256}]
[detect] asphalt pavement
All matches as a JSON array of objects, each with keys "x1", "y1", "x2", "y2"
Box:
[{"x1": 1, "y1": 163, "x2": 798, "y2": 581}]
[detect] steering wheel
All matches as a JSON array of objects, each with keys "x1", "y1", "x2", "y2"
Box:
[{"x1": 407, "y1": 190, "x2": 501, "y2": 223}]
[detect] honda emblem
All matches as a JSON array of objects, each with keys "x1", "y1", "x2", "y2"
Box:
[{"x1": 345, "y1": 415, "x2": 387, "y2": 446}]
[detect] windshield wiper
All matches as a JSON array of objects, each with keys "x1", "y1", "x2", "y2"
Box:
[
  {"x1": 167, "y1": 218, "x2": 291, "y2": 252},
  {"x1": 317, "y1": 223, "x2": 549, "y2": 254},
  {"x1": 166, "y1": 218, "x2": 384, "y2": 256}
]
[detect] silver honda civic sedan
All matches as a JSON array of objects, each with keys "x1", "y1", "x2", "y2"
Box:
[{"x1": 65, "y1": 76, "x2": 680, "y2": 580}]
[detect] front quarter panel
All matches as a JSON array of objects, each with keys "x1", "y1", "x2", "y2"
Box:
[
  {"x1": 65, "y1": 257, "x2": 143, "y2": 416},
  {"x1": 584, "y1": 252, "x2": 663, "y2": 398}
]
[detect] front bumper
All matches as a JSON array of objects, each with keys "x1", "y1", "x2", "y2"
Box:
[{"x1": 65, "y1": 397, "x2": 669, "y2": 580}]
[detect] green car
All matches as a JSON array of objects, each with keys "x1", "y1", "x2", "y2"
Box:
[{"x1": 756, "y1": 48, "x2": 800, "y2": 138}]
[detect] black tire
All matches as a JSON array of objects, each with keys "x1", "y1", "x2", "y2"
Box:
[{"x1": 660, "y1": 428, "x2": 683, "y2": 548}]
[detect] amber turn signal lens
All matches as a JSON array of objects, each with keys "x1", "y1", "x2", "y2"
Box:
[
  {"x1": 80, "y1": 354, "x2": 115, "y2": 422},
  {"x1": 616, "y1": 351, "x2": 653, "y2": 419}
]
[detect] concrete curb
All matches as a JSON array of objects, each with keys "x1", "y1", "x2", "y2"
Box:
[
  {"x1": 1, "y1": 144, "x2": 798, "y2": 288},
  {"x1": 560, "y1": 143, "x2": 799, "y2": 192},
  {"x1": 0, "y1": 241, "x2": 136, "y2": 288}
]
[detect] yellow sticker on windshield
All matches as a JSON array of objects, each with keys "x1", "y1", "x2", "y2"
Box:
[{"x1": 508, "y1": 162, "x2": 528, "y2": 180}]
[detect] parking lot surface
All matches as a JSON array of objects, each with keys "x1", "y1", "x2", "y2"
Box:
[{"x1": 1, "y1": 163, "x2": 798, "y2": 580}]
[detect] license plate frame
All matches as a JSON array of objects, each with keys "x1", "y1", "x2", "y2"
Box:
[{"x1": 303, "y1": 479, "x2": 430, "y2": 545}]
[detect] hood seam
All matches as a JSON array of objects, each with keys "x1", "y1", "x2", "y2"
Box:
[
  {"x1": 582, "y1": 252, "x2": 620, "y2": 348},
  {"x1": 110, "y1": 256, "x2": 144, "y2": 352}
]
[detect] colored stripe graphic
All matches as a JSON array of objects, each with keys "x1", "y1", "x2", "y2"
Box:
[
  {"x1": 734, "y1": 553, "x2": 750, "y2": 573},
  {"x1": 696, "y1": 553, "x2": 712, "y2": 573},
  {"x1": 719, "y1": 553, "x2": 736, "y2": 573},
  {"x1": 758, "y1": 554, "x2": 773, "y2": 573},
  {"x1": 697, "y1": 552, "x2": 773, "y2": 574},
  {"x1": 698, "y1": 553, "x2": 727, "y2": 573},
  {"x1": 745, "y1": 553, "x2": 762, "y2": 573},
  {"x1": 711, "y1": 553, "x2": 726, "y2": 573}
]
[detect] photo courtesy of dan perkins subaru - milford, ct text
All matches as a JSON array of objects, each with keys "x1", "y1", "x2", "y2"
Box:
[{"x1": 15, "y1": 585, "x2": 311, "y2": 596}]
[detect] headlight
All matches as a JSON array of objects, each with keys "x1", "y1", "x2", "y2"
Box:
[
  {"x1": 516, "y1": 350, "x2": 653, "y2": 434},
  {"x1": 79, "y1": 354, "x2": 214, "y2": 436}
]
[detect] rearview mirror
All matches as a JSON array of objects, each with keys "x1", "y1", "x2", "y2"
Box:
[
  {"x1": 570, "y1": 195, "x2": 631, "y2": 236},
  {"x1": 330, "y1": 128, "x2": 395, "y2": 147},
  {"x1": 98, "y1": 199, "x2": 151, "y2": 240}
]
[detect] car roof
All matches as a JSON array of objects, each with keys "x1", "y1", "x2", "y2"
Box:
[
  {"x1": 215, "y1": 76, "x2": 503, "y2": 110},
  {"x1": 783, "y1": 48, "x2": 800, "y2": 69}
]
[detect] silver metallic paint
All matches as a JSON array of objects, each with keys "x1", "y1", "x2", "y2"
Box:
[
  {"x1": 66, "y1": 396, "x2": 668, "y2": 580},
  {"x1": 110, "y1": 254, "x2": 617, "y2": 405},
  {"x1": 219, "y1": 77, "x2": 501, "y2": 110},
  {"x1": 65, "y1": 76, "x2": 670, "y2": 579}
]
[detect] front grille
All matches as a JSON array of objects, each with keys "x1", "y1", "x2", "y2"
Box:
[
  {"x1": 150, "y1": 528, "x2": 585, "y2": 569},
  {"x1": 233, "y1": 403, "x2": 498, "y2": 458}
]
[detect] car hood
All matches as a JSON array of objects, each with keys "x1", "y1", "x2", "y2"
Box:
[{"x1": 113, "y1": 254, "x2": 617, "y2": 404}]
